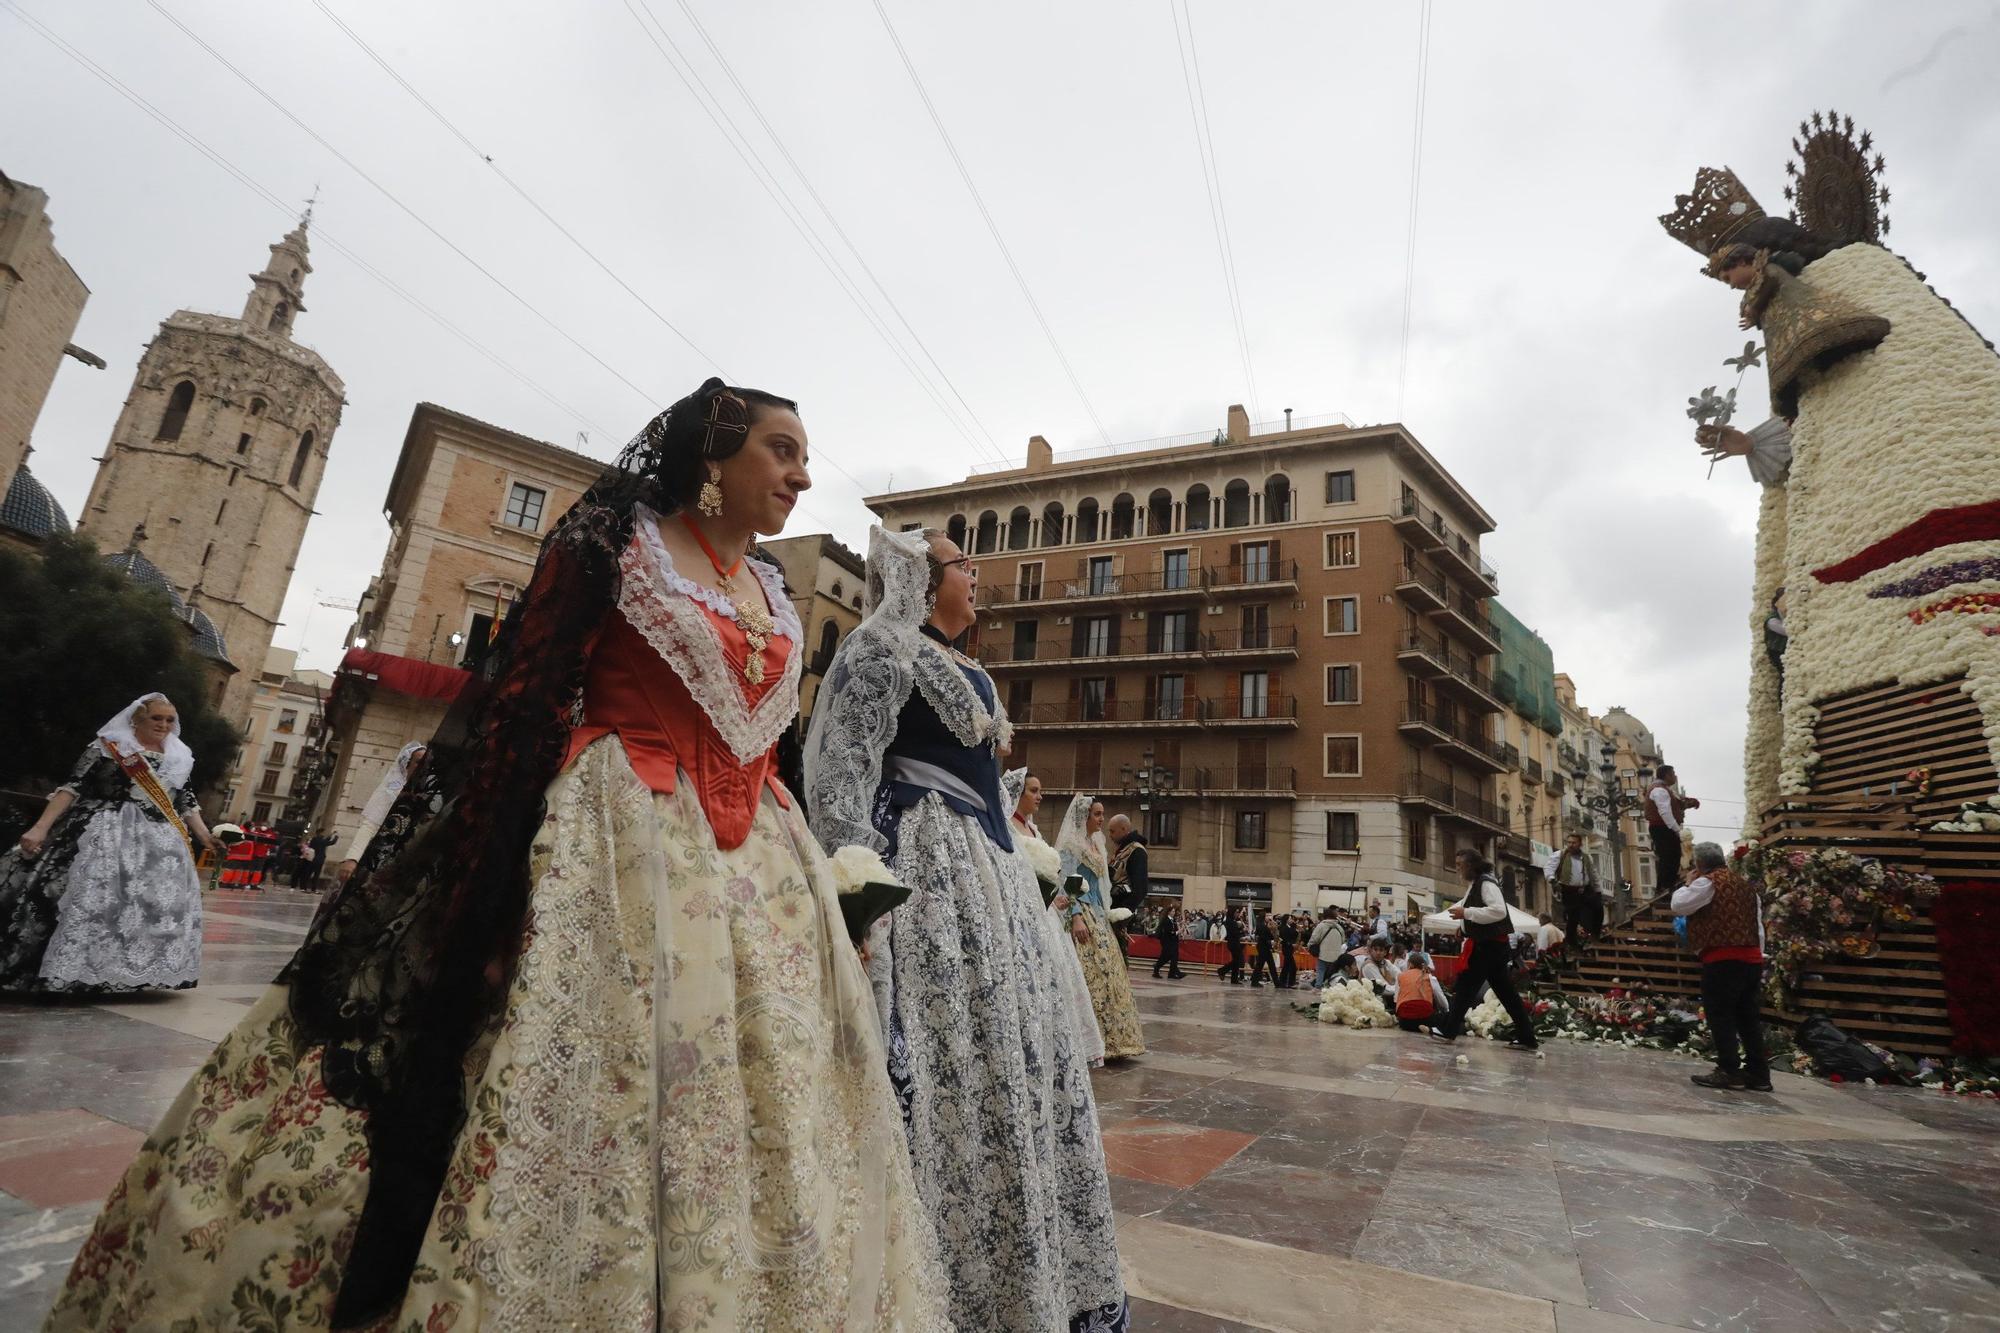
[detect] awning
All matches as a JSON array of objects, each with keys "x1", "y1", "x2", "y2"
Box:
[{"x1": 336, "y1": 647, "x2": 471, "y2": 703}]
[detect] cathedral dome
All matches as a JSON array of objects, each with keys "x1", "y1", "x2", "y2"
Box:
[
  {"x1": 1597, "y1": 706, "x2": 1661, "y2": 763},
  {"x1": 0, "y1": 465, "x2": 71, "y2": 540},
  {"x1": 185, "y1": 607, "x2": 235, "y2": 669},
  {"x1": 103, "y1": 545, "x2": 190, "y2": 619}
]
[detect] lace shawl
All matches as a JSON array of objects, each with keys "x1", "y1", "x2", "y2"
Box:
[
  {"x1": 94, "y1": 692, "x2": 195, "y2": 790},
  {"x1": 803, "y1": 526, "x2": 1011, "y2": 855},
  {"x1": 1054, "y1": 794, "x2": 1110, "y2": 907}
]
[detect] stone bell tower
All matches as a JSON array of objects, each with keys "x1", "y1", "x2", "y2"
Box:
[{"x1": 77, "y1": 211, "x2": 345, "y2": 733}]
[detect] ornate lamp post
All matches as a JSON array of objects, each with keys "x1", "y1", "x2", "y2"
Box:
[{"x1": 1569, "y1": 743, "x2": 1650, "y2": 920}]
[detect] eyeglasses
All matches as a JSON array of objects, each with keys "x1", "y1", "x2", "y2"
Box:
[{"x1": 937, "y1": 555, "x2": 975, "y2": 572}]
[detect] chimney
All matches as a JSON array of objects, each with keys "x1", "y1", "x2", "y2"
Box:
[
  {"x1": 1226, "y1": 404, "x2": 1250, "y2": 442},
  {"x1": 1027, "y1": 434, "x2": 1052, "y2": 471}
]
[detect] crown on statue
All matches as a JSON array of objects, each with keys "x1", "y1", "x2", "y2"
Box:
[{"x1": 1658, "y1": 166, "x2": 1767, "y2": 259}]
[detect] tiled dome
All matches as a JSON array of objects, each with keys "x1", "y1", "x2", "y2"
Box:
[
  {"x1": 186, "y1": 607, "x2": 234, "y2": 667},
  {"x1": 103, "y1": 546, "x2": 190, "y2": 618},
  {"x1": 0, "y1": 465, "x2": 72, "y2": 540}
]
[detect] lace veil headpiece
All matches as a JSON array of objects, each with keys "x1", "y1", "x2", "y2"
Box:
[{"x1": 96, "y1": 691, "x2": 194, "y2": 788}]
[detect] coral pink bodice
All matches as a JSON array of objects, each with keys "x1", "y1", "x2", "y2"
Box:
[{"x1": 562, "y1": 518, "x2": 801, "y2": 850}]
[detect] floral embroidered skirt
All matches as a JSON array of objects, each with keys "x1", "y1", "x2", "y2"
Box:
[
  {"x1": 1071, "y1": 908, "x2": 1146, "y2": 1061},
  {"x1": 875, "y1": 795, "x2": 1126, "y2": 1332},
  {"x1": 1049, "y1": 902, "x2": 1106, "y2": 1066},
  {"x1": 44, "y1": 736, "x2": 948, "y2": 1331}
]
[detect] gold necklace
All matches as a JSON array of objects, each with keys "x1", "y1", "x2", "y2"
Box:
[{"x1": 682, "y1": 514, "x2": 776, "y2": 684}]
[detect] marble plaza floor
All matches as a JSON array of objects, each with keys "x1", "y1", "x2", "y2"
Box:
[{"x1": 2, "y1": 892, "x2": 1998, "y2": 1331}]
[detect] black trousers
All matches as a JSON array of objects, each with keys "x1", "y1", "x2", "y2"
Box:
[
  {"x1": 1153, "y1": 937, "x2": 1182, "y2": 976},
  {"x1": 1651, "y1": 824, "x2": 1683, "y2": 889},
  {"x1": 1441, "y1": 938, "x2": 1536, "y2": 1044},
  {"x1": 1277, "y1": 946, "x2": 1298, "y2": 988},
  {"x1": 1249, "y1": 943, "x2": 1279, "y2": 986},
  {"x1": 1700, "y1": 959, "x2": 1768, "y2": 1081},
  {"x1": 1560, "y1": 886, "x2": 1589, "y2": 935},
  {"x1": 1219, "y1": 942, "x2": 1245, "y2": 982}
]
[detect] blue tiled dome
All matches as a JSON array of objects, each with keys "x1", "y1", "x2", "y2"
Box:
[
  {"x1": 0, "y1": 465, "x2": 72, "y2": 540},
  {"x1": 186, "y1": 607, "x2": 234, "y2": 667},
  {"x1": 103, "y1": 546, "x2": 190, "y2": 618}
]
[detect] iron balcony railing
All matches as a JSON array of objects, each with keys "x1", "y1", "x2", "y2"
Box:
[
  {"x1": 1197, "y1": 766, "x2": 1298, "y2": 794},
  {"x1": 1206, "y1": 624, "x2": 1300, "y2": 653},
  {"x1": 1207, "y1": 694, "x2": 1299, "y2": 722},
  {"x1": 1206, "y1": 558, "x2": 1301, "y2": 590}
]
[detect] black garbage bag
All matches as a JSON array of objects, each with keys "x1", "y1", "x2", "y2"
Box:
[{"x1": 1795, "y1": 1015, "x2": 1902, "y2": 1083}]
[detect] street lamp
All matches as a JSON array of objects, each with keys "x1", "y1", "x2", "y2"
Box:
[{"x1": 1568, "y1": 743, "x2": 1649, "y2": 919}]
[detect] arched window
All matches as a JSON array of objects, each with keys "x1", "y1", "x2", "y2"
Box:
[
  {"x1": 288, "y1": 429, "x2": 315, "y2": 487},
  {"x1": 1147, "y1": 488, "x2": 1174, "y2": 535},
  {"x1": 1040, "y1": 500, "x2": 1066, "y2": 548},
  {"x1": 1223, "y1": 479, "x2": 1251, "y2": 528},
  {"x1": 1185, "y1": 484, "x2": 1211, "y2": 532},
  {"x1": 1074, "y1": 498, "x2": 1101, "y2": 544},
  {"x1": 945, "y1": 514, "x2": 967, "y2": 550},
  {"x1": 815, "y1": 619, "x2": 840, "y2": 670},
  {"x1": 1263, "y1": 473, "x2": 1292, "y2": 523},
  {"x1": 249, "y1": 398, "x2": 266, "y2": 417},
  {"x1": 830, "y1": 579, "x2": 844, "y2": 600},
  {"x1": 157, "y1": 380, "x2": 195, "y2": 440},
  {"x1": 1007, "y1": 506, "x2": 1032, "y2": 550},
  {"x1": 269, "y1": 301, "x2": 290, "y2": 331},
  {"x1": 973, "y1": 510, "x2": 999, "y2": 555},
  {"x1": 1109, "y1": 493, "x2": 1136, "y2": 540}
]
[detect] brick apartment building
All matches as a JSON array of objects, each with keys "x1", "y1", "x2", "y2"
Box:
[{"x1": 867, "y1": 404, "x2": 1505, "y2": 915}]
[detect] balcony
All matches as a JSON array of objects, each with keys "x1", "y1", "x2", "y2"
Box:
[
  {"x1": 1439, "y1": 726, "x2": 1511, "y2": 775},
  {"x1": 1198, "y1": 766, "x2": 1298, "y2": 797},
  {"x1": 1525, "y1": 758, "x2": 1544, "y2": 784},
  {"x1": 1433, "y1": 592, "x2": 1501, "y2": 653},
  {"x1": 1435, "y1": 531, "x2": 1500, "y2": 595},
  {"x1": 1441, "y1": 785, "x2": 1508, "y2": 831},
  {"x1": 1393, "y1": 559, "x2": 1449, "y2": 612},
  {"x1": 1498, "y1": 742, "x2": 1522, "y2": 770},
  {"x1": 1014, "y1": 698, "x2": 1203, "y2": 731},
  {"x1": 1398, "y1": 772, "x2": 1507, "y2": 831},
  {"x1": 1050, "y1": 566, "x2": 1204, "y2": 608},
  {"x1": 1205, "y1": 558, "x2": 1300, "y2": 596},
  {"x1": 1398, "y1": 703, "x2": 1454, "y2": 746},
  {"x1": 1205, "y1": 694, "x2": 1299, "y2": 728},
  {"x1": 1206, "y1": 624, "x2": 1299, "y2": 660},
  {"x1": 1546, "y1": 771, "x2": 1567, "y2": 796},
  {"x1": 1035, "y1": 766, "x2": 1201, "y2": 797},
  {"x1": 977, "y1": 631, "x2": 1203, "y2": 671},
  {"x1": 1392, "y1": 493, "x2": 1449, "y2": 550},
  {"x1": 1431, "y1": 656, "x2": 1503, "y2": 713},
  {"x1": 1396, "y1": 628, "x2": 1453, "y2": 677},
  {"x1": 1499, "y1": 832, "x2": 1534, "y2": 863}
]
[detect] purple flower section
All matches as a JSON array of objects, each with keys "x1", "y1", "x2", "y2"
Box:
[{"x1": 1869, "y1": 557, "x2": 2000, "y2": 599}]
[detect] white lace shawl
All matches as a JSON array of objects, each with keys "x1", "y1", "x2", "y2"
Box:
[
  {"x1": 94, "y1": 691, "x2": 194, "y2": 789},
  {"x1": 616, "y1": 506, "x2": 803, "y2": 765},
  {"x1": 803, "y1": 526, "x2": 1011, "y2": 856},
  {"x1": 357, "y1": 741, "x2": 426, "y2": 833}
]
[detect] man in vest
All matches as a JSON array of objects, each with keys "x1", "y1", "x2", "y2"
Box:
[
  {"x1": 1545, "y1": 832, "x2": 1599, "y2": 940},
  {"x1": 1645, "y1": 764, "x2": 1699, "y2": 893},
  {"x1": 1672, "y1": 842, "x2": 1771, "y2": 1091},
  {"x1": 1430, "y1": 848, "x2": 1539, "y2": 1051}
]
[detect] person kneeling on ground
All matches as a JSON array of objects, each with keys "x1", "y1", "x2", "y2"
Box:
[
  {"x1": 1395, "y1": 952, "x2": 1451, "y2": 1032},
  {"x1": 1430, "y1": 848, "x2": 1540, "y2": 1051},
  {"x1": 1673, "y1": 841, "x2": 1773, "y2": 1092}
]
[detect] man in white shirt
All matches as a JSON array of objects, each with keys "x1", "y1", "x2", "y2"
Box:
[
  {"x1": 1644, "y1": 764, "x2": 1699, "y2": 892},
  {"x1": 1430, "y1": 849, "x2": 1539, "y2": 1051},
  {"x1": 1545, "y1": 832, "x2": 1598, "y2": 939}
]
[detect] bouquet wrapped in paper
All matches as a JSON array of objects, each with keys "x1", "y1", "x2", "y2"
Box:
[
  {"x1": 826, "y1": 845, "x2": 912, "y2": 943},
  {"x1": 1019, "y1": 836, "x2": 1064, "y2": 907}
]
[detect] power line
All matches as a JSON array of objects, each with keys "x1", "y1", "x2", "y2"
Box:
[
  {"x1": 1170, "y1": 0, "x2": 1260, "y2": 422},
  {"x1": 868, "y1": 0, "x2": 1114, "y2": 446},
  {"x1": 1, "y1": 1, "x2": 608, "y2": 435},
  {"x1": 1394, "y1": 0, "x2": 1434, "y2": 419},
  {"x1": 306, "y1": 0, "x2": 725, "y2": 379}
]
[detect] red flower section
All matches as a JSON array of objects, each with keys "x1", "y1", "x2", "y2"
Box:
[{"x1": 1813, "y1": 498, "x2": 2000, "y2": 584}]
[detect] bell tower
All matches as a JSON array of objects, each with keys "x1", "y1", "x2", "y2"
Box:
[{"x1": 77, "y1": 210, "x2": 345, "y2": 733}]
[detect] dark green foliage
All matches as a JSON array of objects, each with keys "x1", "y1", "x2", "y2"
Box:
[{"x1": 0, "y1": 533, "x2": 239, "y2": 792}]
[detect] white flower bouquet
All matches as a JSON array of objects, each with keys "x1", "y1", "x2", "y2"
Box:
[
  {"x1": 1107, "y1": 907, "x2": 1134, "y2": 924},
  {"x1": 1464, "y1": 993, "x2": 1511, "y2": 1039},
  {"x1": 1315, "y1": 978, "x2": 1394, "y2": 1029},
  {"x1": 1019, "y1": 836, "x2": 1064, "y2": 906},
  {"x1": 827, "y1": 845, "x2": 910, "y2": 942}
]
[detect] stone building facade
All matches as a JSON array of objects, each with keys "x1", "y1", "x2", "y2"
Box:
[
  {"x1": 868, "y1": 403, "x2": 1504, "y2": 916},
  {"x1": 758, "y1": 532, "x2": 866, "y2": 736},
  {"x1": 74, "y1": 218, "x2": 342, "y2": 737},
  {"x1": 312, "y1": 404, "x2": 604, "y2": 851},
  {"x1": 224, "y1": 645, "x2": 333, "y2": 827},
  {"x1": 0, "y1": 170, "x2": 94, "y2": 495}
]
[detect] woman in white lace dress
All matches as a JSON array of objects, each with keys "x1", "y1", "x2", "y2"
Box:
[
  {"x1": 0, "y1": 693, "x2": 216, "y2": 995},
  {"x1": 806, "y1": 527, "x2": 1128, "y2": 1333},
  {"x1": 45, "y1": 382, "x2": 948, "y2": 1331},
  {"x1": 1005, "y1": 768, "x2": 1104, "y2": 1067}
]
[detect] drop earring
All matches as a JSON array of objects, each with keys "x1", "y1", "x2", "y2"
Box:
[{"x1": 697, "y1": 464, "x2": 724, "y2": 518}]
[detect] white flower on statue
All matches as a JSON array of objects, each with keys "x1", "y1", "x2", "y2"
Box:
[
  {"x1": 1315, "y1": 979, "x2": 1394, "y2": 1029},
  {"x1": 827, "y1": 844, "x2": 900, "y2": 896}
]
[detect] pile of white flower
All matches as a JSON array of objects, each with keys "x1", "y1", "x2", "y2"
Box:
[
  {"x1": 1316, "y1": 978, "x2": 1393, "y2": 1029},
  {"x1": 1464, "y1": 994, "x2": 1512, "y2": 1039},
  {"x1": 1931, "y1": 794, "x2": 2000, "y2": 833},
  {"x1": 827, "y1": 845, "x2": 900, "y2": 896},
  {"x1": 1019, "y1": 836, "x2": 1062, "y2": 889}
]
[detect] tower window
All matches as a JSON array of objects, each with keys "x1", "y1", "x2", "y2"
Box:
[
  {"x1": 289, "y1": 430, "x2": 315, "y2": 488},
  {"x1": 504, "y1": 482, "x2": 548, "y2": 532},
  {"x1": 215, "y1": 500, "x2": 228, "y2": 524},
  {"x1": 237, "y1": 433, "x2": 252, "y2": 455},
  {"x1": 157, "y1": 380, "x2": 195, "y2": 440},
  {"x1": 249, "y1": 398, "x2": 266, "y2": 417},
  {"x1": 270, "y1": 301, "x2": 290, "y2": 331}
]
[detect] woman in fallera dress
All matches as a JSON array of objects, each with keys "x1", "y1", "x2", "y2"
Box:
[
  {"x1": 805, "y1": 527, "x2": 1128, "y2": 1333},
  {"x1": 43, "y1": 381, "x2": 949, "y2": 1331},
  {"x1": 0, "y1": 693, "x2": 217, "y2": 995},
  {"x1": 1005, "y1": 768, "x2": 1105, "y2": 1067},
  {"x1": 1054, "y1": 795, "x2": 1147, "y2": 1060}
]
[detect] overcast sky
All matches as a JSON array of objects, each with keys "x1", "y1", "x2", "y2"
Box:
[{"x1": 7, "y1": 0, "x2": 1998, "y2": 836}]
